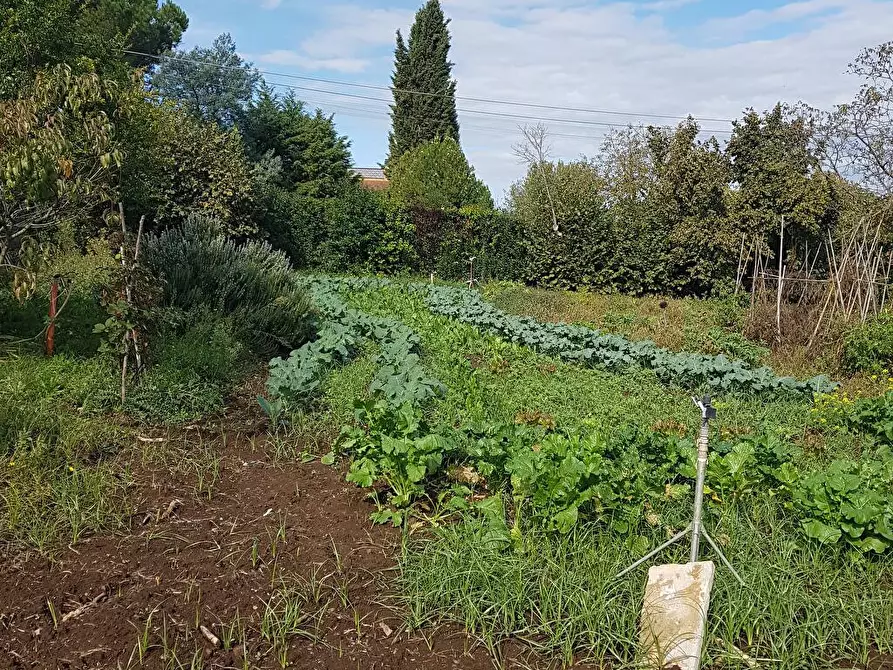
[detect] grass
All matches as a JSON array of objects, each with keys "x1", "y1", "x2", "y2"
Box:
[
  {"x1": 341, "y1": 281, "x2": 893, "y2": 668},
  {"x1": 399, "y1": 500, "x2": 893, "y2": 669},
  {"x1": 346, "y1": 284, "x2": 827, "y2": 442},
  {"x1": 483, "y1": 282, "x2": 747, "y2": 354},
  {"x1": 483, "y1": 281, "x2": 869, "y2": 385},
  {"x1": 0, "y1": 353, "x2": 131, "y2": 554}
]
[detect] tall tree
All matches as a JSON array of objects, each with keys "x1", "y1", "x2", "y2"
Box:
[
  {"x1": 243, "y1": 87, "x2": 354, "y2": 198},
  {"x1": 727, "y1": 104, "x2": 834, "y2": 249},
  {"x1": 0, "y1": 0, "x2": 188, "y2": 97},
  {"x1": 813, "y1": 42, "x2": 893, "y2": 197},
  {"x1": 387, "y1": 0, "x2": 459, "y2": 163},
  {"x1": 151, "y1": 33, "x2": 260, "y2": 128}
]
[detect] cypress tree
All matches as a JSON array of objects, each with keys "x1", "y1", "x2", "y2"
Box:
[{"x1": 387, "y1": 0, "x2": 459, "y2": 163}]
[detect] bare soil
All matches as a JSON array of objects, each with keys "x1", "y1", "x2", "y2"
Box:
[{"x1": 0, "y1": 407, "x2": 521, "y2": 670}]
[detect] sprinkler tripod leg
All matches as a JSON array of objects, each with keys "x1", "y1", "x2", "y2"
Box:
[
  {"x1": 615, "y1": 525, "x2": 691, "y2": 580},
  {"x1": 700, "y1": 527, "x2": 745, "y2": 586}
]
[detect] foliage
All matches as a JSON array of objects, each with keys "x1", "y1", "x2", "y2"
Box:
[
  {"x1": 0, "y1": 0, "x2": 187, "y2": 97},
  {"x1": 0, "y1": 352, "x2": 126, "y2": 553},
  {"x1": 126, "y1": 100, "x2": 256, "y2": 234},
  {"x1": 433, "y1": 209, "x2": 527, "y2": 282},
  {"x1": 509, "y1": 120, "x2": 738, "y2": 295},
  {"x1": 387, "y1": 0, "x2": 459, "y2": 162},
  {"x1": 244, "y1": 88, "x2": 355, "y2": 198},
  {"x1": 124, "y1": 312, "x2": 244, "y2": 423},
  {"x1": 142, "y1": 215, "x2": 315, "y2": 352},
  {"x1": 643, "y1": 120, "x2": 737, "y2": 294},
  {"x1": 2, "y1": 434, "x2": 129, "y2": 553},
  {"x1": 151, "y1": 32, "x2": 260, "y2": 128},
  {"x1": 318, "y1": 184, "x2": 388, "y2": 271},
  {"x1": 509, "y1": 160, "x2": 610, "y2": 290},
  {"x1": 703, "y1": 327, "x2": 770, "y2": 367},
  {"x1": 338, "y1": 400, "x2": 454, "y2": 524},
  {"x1": 780, "y1": 452, "x2": 893, "y2": 553},
  {"x1": 400, "y1": 509, "x2": 893, "y2": 669},
  {"x1": 727, "y1": 104, "x2": 834, "y2": 246},
  {"x1": 389, "y1": 138, "x2": 492, "y2": 211},
  {"x1": 265, "y1": 277, "x2": 442, "y2": 409},
  {"x1": 422, "y1": 282, "x2": 836, "y2": 396},
  {"x1": 252, "y1": 185, "x2": 326, "y2": 267},
  {"x1": 843, "y1": 311, "x2": 893, "y2": 373},
  {"x1": 0, "y1": 65, "x2": 125, "y2": 264},
  {"x1": 813, "y1": 41, "x2": 893, "y2": 197}
]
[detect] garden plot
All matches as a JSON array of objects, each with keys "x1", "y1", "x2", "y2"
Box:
[{"x1": 2, "y1": 277, "x2": 892, "y2": 670}]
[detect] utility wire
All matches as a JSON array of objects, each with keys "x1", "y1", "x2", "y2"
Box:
[
  {"x1": 296, "y1": 93, "x2": 614, "y2": 142},
  {"x1": 264, "y1": 80, "x2": 734, "y2": 135},
  {"x1": 123, "y1": 48, "x2": 737, "y2": 127}
]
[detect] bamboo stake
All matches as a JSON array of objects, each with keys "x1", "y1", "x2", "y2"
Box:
[
  {"x1": 776, "y1": 217, "x2": 785, "y2": 343},
  {"x1": 735, "y1": 233, "x2": 747, "y2": 295}
]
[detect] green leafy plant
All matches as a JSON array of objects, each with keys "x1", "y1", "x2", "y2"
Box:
[
  {"x1": 142, "y1": 215, "x2": 315, "y2": 354},
  {"x1": 779, "y1": 452, "x2": 893, "y2": 553},
  {"x1": 337, "y1": 399, "x2": 455, "y2": 525},
  {"x1": 843, "y1": 312, "x2": 893, "y2": 373}
]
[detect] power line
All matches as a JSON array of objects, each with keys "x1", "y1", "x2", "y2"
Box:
[
  {"x1": 295, "y1": 93, "x2": 614, "y2": 142},
  {"x1": 123, "y1": 48, "x2": 737, "y2": 127},
  {"x1": 266, "y1": 80, "x2": 734, "y2": 135}
]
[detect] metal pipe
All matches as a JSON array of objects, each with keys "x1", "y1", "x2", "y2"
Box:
[
  {"x1": 690, "y1": 398, "x2": 711, "y2": 563},
  {"x1": 615, "y1": 526, "x2": 691, "y2": 580}
]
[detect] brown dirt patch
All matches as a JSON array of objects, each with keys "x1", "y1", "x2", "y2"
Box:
[{"x1": 0, "y1": 424, "x2": 521, "y2": 670}]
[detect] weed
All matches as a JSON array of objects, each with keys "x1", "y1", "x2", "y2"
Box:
[{"x1": 260, "y1": 574, "x2": 331, "y2": 668}]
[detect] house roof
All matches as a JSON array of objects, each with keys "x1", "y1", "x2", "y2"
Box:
[{"x1": 352, "y1": 167, "x2": 387, "y2": 180}]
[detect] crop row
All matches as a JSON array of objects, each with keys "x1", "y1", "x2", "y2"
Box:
[
  {"x1": 423, "y1": 285, "x2": 837, "y2": 396},
  {"x1": 264, "y1": 277, "x2": 442, "y2": 412},
  {"x1": 262, "y1": 277, "x2": 890, "y2": 553},
  {"x1": 308, "y1": 276, "x2": 836, "y2": 396}
]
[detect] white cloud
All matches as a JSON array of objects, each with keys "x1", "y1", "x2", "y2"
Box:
[
  {"x1": 300, "y1": 6, "x2": 413, "y2": 59},
  {"x1": 286, "y1": 0, "x2": 893, "y2": 199},
  {"x1": 700, "y1": 0, "x2": 848, "y2": 38},
  {"x1": 255, "y1": 49, "x2": 370, "y2": 73}
]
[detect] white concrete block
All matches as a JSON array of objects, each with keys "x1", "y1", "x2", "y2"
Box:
[{"x1": 640, "y1": 561, "x2": 715, "y2": 670}]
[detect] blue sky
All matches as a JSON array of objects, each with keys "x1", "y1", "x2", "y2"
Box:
[{"x1": 173, "y1": 0, "x2": 893, "y2": 199}]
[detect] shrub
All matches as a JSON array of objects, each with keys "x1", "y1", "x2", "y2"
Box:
[
  {"x1": 124, "y1": 101, "x2": 256, "y2": 236},
  {"x1": 126, "y1": 314, "x2": 245, "y2": 424},
  {"x1": 509, "y1": 161, "x2": 612, "y2": 290},
  {"x1": 143, "y1": 215, "x2": 316, "y2": 353},
  {"x1": 843, "y1": 312, "x2": 893, "y2": 373},
  {"x1": 428, "y1": 208, "x2": 525, "y2": 282},
  {"x1": 388, "y1": 138, "x2": 493, "y2": 212},
  {"x1": 253, "y1": 184, "x2": 326, "y2": 268}
]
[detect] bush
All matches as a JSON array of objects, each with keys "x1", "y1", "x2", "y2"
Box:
[
  {"x1": 388, "y1": 138, "x2": 493, "y2": 211},
  {"x1": 510, "y1": 161, "x2": 612, "y2": 290},
  {"x1": 143, "y1": 215, "x2": 316, "y2": 353},
  {"x1": 123, "y1": 101, "x2": 256, "y2": 236},
  {"x1": 844, "y1": 312, "x2": 893, "y2": 373},
  {"x1": 126, "y1": 314, "x2": 245, "y2": 424},
  {"x1": 434, "y1": 208, "x2": 527, "y2": 282},
  {"x1": 253, "y1": 184, "x2": 326, "y2": 268}
]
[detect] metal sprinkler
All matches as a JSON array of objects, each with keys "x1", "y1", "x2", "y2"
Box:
[{"x1": 616, "y1": 395, "x2": 745, "y2": 585}]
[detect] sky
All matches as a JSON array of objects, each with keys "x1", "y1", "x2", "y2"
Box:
[{"x1": 173, "y1": 0, "x2": 893, "y2": 201}]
